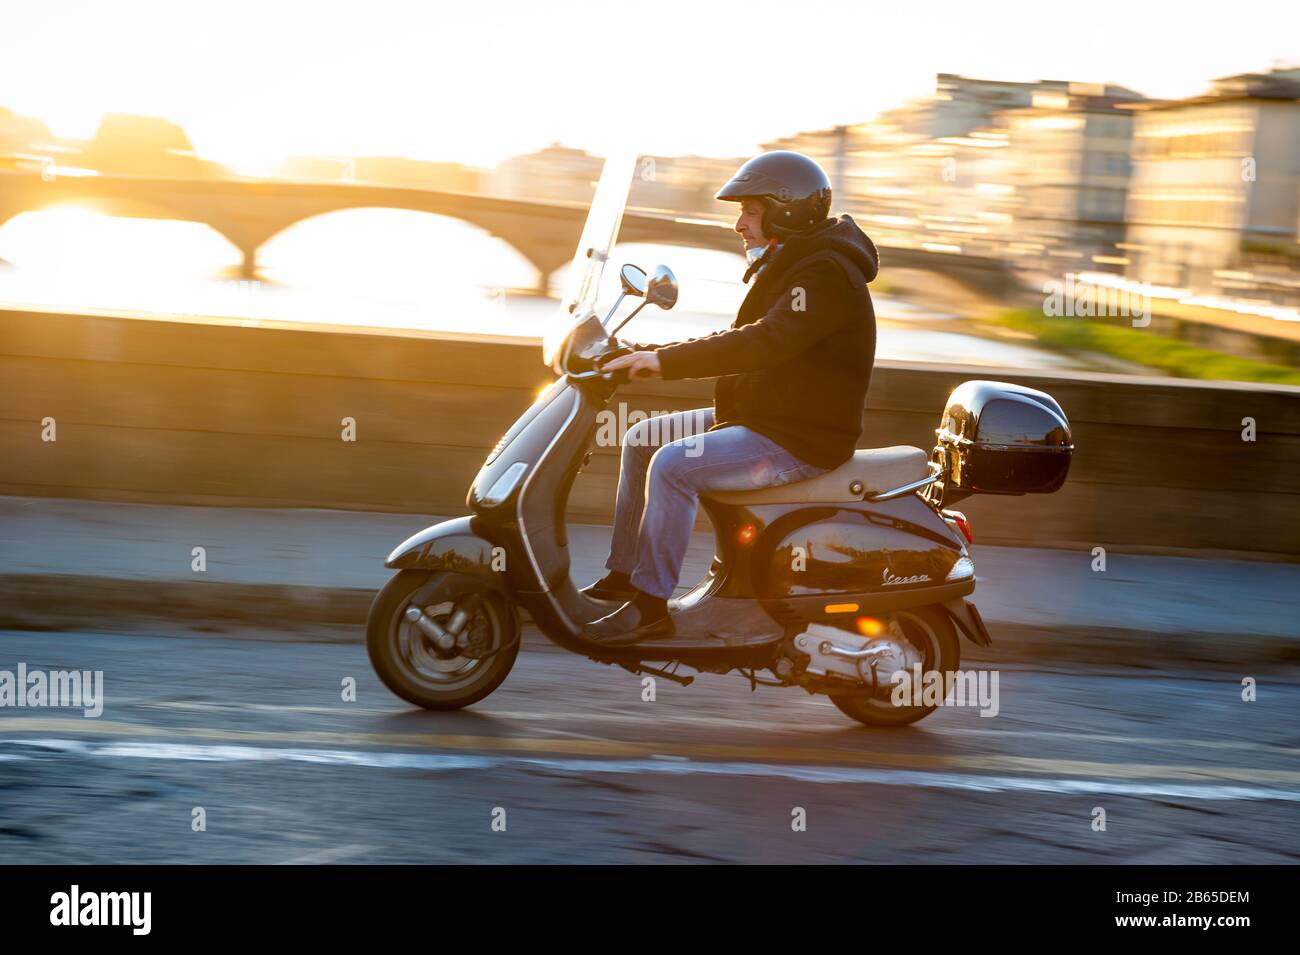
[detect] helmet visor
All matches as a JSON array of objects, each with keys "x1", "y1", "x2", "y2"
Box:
[{"x1": 715, "y1": 170, "x2": 790, "y2": 202}]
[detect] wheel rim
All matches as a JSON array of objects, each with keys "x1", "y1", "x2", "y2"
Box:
[
  {"x1": 389, "y1": 596, "x2": 503, "y2": 694},
  {"x1": 855, "y1": 610, "x2": 943, "y2": 711}
]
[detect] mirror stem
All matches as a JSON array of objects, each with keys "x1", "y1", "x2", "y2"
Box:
[
  {"x1": 599, "y1": 291, "x2": 628, "y2": 331},
  {"x1": 609, "y1": 301, "x2": 648, "y2": 340}
]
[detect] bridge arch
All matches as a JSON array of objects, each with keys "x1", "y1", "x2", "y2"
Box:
[
  {"x1": 250, "y1": 206, "x2": 539, "y2": 289},
  {"x1": 0, "y1": 203, "x2": 243, "y2": 278}
]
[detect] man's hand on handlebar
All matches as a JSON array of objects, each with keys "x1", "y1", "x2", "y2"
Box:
[{"x1": 600, "y1": 350, "x2": 662, "y2": 381}]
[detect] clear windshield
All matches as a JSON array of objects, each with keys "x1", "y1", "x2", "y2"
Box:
[{"x1": 542, "y1": 151, "x2": 639, "y2": 371}]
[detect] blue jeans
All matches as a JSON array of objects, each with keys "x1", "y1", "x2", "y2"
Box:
[{"x1": 605, "y1": 407, "x2": 829, "y2": 600}]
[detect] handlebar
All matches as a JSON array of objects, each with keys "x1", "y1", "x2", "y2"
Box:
[
  {"x1": 567, "y1": 361, "x2": 631, "y2": 386},
  {"x1": 565, "y1": 341, "x2": 636, "y2": 385}
]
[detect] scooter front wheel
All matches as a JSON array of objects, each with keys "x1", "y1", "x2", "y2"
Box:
[{"x1": 367, "y1": 570, "x2": 521, "y2": 710}]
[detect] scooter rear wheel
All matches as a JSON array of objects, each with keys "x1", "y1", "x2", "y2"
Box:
[
  {"x1": 367, "y1": 570, "x2": 521, "y2": 710},
  {"x1": 828, "y1": 605, "x2": 960, "y2": 727}
]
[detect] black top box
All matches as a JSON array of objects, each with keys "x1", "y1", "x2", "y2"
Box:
[{"x1": 935, "y1": 380, "x2": 1074, "y2": 498}]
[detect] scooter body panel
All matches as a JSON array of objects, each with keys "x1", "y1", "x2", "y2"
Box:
[
  {"x1": 696, "y1": 492, "x2": 976, "y2": 637},
  {"x1": 433, "y1": 377, "x2": 983, "y2": 661},
  {"x1": 700, "y1": 492, "x2": 969, "y2": 600}
]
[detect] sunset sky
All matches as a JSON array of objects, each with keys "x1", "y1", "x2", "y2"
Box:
[{"x1": 2, "y1": 0, "x2": 1297, "y2": 171}]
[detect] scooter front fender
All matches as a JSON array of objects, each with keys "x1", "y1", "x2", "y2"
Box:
[{"x1": 384, "y1": 515, "x2": 506, "y2": 587}]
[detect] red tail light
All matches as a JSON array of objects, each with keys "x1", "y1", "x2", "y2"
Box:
[{"x1": 943, "y1": 509, "x2": 973, "y2": 545}]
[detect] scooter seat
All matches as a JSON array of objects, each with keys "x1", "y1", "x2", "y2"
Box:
[{"x1": 702, "y1": 445, "x2": 930, "y2": 505}]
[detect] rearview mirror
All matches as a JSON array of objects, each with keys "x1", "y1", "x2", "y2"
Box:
[
  {"x1": 619, "y1": 263, "x2": 647, "y2": 297},
  {"x1": 646, "y1": 265, "x2": 678, "y2": 310}
]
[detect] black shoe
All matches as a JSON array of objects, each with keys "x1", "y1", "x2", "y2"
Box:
[
  {"x1": 580, "y1": 572, "x2": 637, "y2": 604},
  {"x1": 583, "y1": 599, "x2": 675, "y2": 646}
]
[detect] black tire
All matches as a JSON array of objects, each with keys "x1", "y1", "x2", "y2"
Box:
[
  {"x1": 829, "y1": 605, "x2": 961, "y2": 728},
  {"x1": 366, "y1": 570, "x2": 521, "y2": 710}
]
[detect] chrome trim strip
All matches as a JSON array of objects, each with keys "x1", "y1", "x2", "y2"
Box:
[
  {"x1": 936, "y1": 428, "x2": 1073, "y2": 453},
  {"x1": 867, "y1": 461, "x2": 942, "y2": 502},
  {"x1": 515, "y1": 385, "x2": 582, "y2": 595},
  {"x1": 967, "y1": 443, "x2": 1075, "y2": 453}
]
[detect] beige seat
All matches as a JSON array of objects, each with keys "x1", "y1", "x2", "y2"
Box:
[{"x1": 703, "y1": 446, "x2": 930, "y2": 505}]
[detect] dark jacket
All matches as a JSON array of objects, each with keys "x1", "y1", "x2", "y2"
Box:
[{"x1": 647, "y1": 215, "x2": 879, "y2": 469}]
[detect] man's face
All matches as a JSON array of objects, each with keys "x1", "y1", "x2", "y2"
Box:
[{"x1": 733, "y1": 197, "x2": 769, "y2": 251}]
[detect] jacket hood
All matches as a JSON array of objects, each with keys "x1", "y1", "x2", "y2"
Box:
[{"x1": 760, "y1": 214, "x2": 880, "y2": 286}]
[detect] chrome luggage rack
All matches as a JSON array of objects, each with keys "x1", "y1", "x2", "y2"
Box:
[{"x1": 866, "y1": 460, "x2": 943, "y2": 503}]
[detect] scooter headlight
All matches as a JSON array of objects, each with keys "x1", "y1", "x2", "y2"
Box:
[{"x1": 481, "y1": 462, "x2": 528, "y2": 507}]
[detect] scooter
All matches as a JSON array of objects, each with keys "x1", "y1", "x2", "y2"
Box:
[{"x1": 366, "y1": 255, "x2": 1074, "y2": 727}]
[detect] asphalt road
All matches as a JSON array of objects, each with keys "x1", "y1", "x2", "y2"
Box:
[{"x1": 1, "y1": 628, "x2": 1298, "y2": 864}]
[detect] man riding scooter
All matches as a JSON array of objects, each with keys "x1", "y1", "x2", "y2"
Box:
[{"x1": 583, "y1": 150, "x2": 883, "y2": 645}]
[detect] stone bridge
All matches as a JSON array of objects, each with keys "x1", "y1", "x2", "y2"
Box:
[{"x1": 0, "y1": 171, "x2": 1014, "y2": 293}]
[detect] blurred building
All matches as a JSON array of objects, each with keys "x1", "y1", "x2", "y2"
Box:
[
  {"x1": 1000, "y1": 85, "x2": 1146, "y2": 274},
  {"x1": 0, "y1": 105, "x2": 83, "y2": 173},
  {"x1": 627, "y1": 153, "x2": 751, "y2": 218},
  {"x1": 922, "y1": 127, "x2": 1017, "y2": 258},
  {"x1": 488, "y1": 143, "x2": 603, "y2": 203},
  {"x1": 486, "y1": 146, "x2": 743, "y2": 217},
  {"x1": 879, "y1": 73, "x2": 1071, "y2": 140},
  {"x1": 0, "y1": 105, "x2": 51, "y2": 154},
  {"x1": 836, "y1": 123, "x2": 1015, "y2": 256},
  {"x1": 275, "y1": 155, "x2": 485, "y2": 191},
  {"x1": 79, "y1": 113, "x2": 226, "y2": 178},
  {"x1": 841, "y1": 75, "x2": 1137, "y2": 257},
  {"x1": 1124, "y1": 67, "x2": 1300, "y2": 300}
]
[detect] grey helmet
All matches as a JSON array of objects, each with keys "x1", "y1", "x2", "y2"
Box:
[{"x1": 715, "y1": 150, "x2": 832, "y2": 237}]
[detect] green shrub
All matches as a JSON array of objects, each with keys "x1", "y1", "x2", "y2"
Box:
[{"x1": 994, "y1": 309, "x2": 1300, "y2": 386}]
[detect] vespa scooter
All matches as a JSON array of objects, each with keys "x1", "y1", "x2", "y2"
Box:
[
  {"x1": 366, "y1": 153, "x2": 1072, "y2": 727},
  {"x1": 367, "y1": 263, "x2": 1072, "y2": 727}
]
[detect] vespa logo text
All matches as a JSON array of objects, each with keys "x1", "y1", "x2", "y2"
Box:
[{"x1": 882, "y1": 568, "x2": 930, "y2": 586}]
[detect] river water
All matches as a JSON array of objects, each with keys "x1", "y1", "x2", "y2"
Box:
[{"x1": 0, "y1": 206, "x2": 1073, "y2": 369}]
